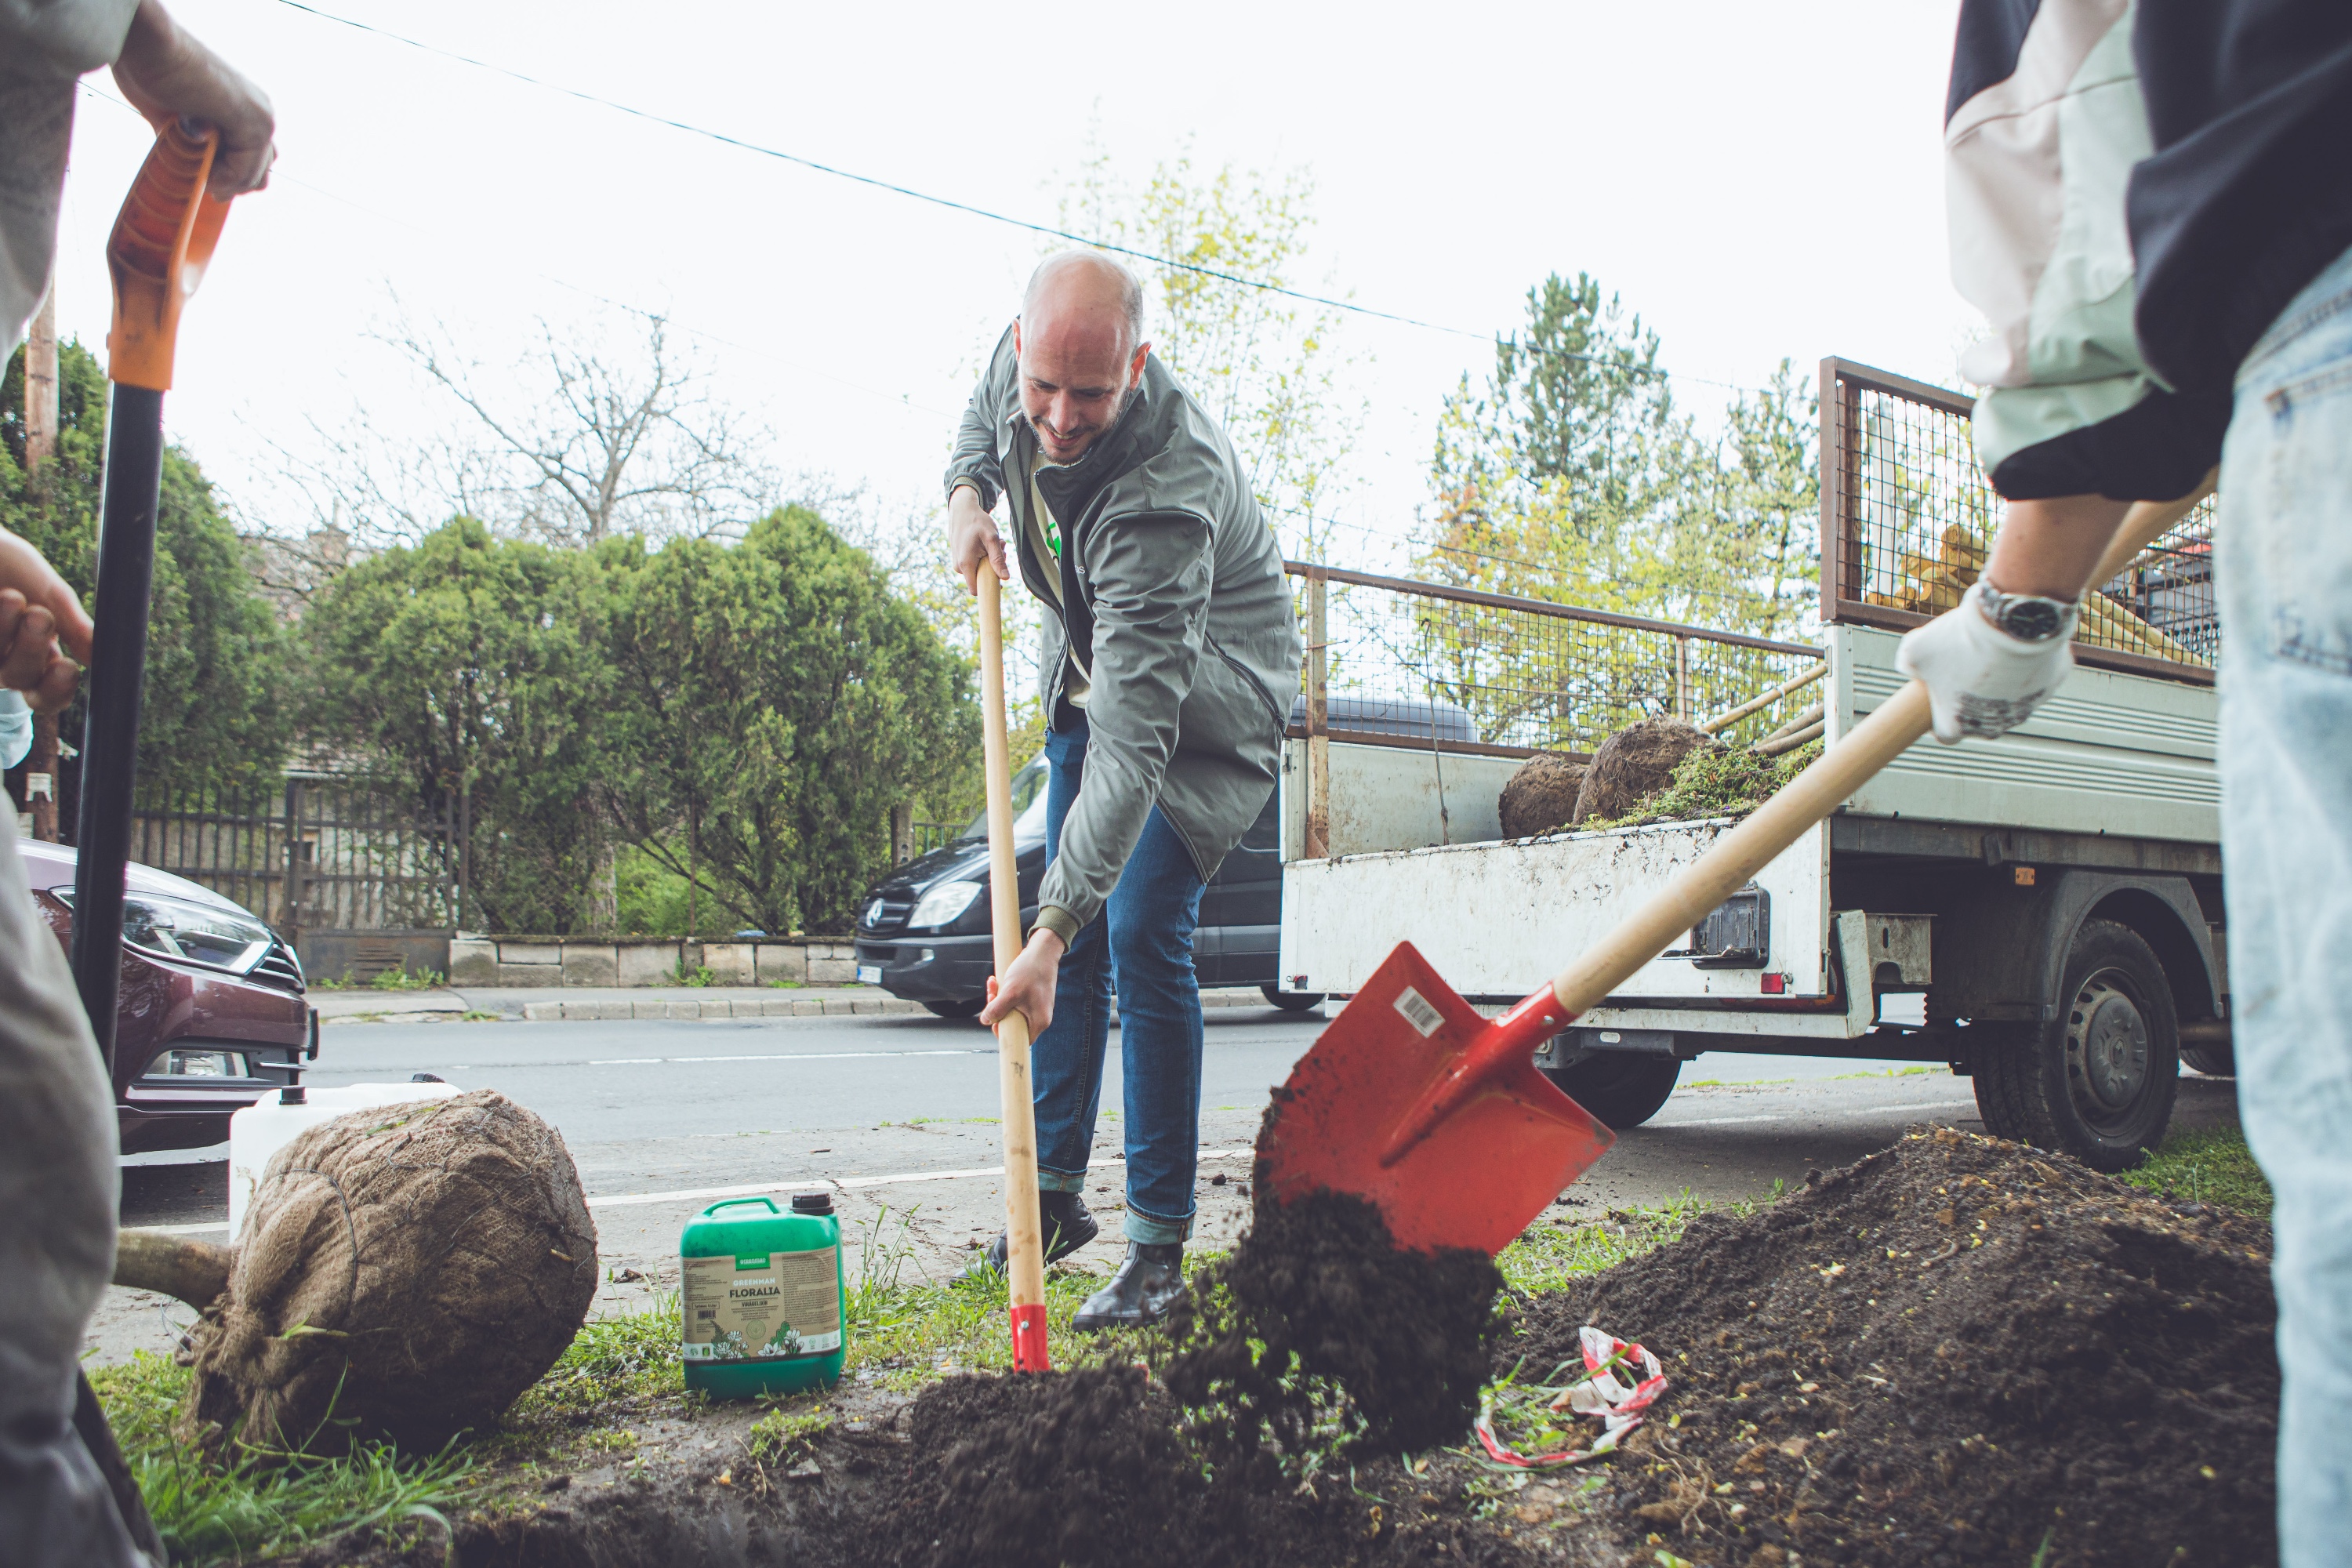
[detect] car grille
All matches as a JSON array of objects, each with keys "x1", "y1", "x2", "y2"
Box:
[
  {"x1": 861, "y1": 895, "x2": 914, "y2": 936},
  {"x1": 249, "y1": 941, "x2": 307, "y2": 995}
]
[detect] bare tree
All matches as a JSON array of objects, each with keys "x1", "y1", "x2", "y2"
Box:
[
  {"x1": 261, "y1": 302, "x2": 788, "y2": 556},
  {"x1": 383, "y1": 309, "x2": 777, "y2": 545}
]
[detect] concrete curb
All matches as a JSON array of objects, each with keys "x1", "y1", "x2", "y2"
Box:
[{"x1": 521, "y1": 995, "x2": 927, "y2": 1021}]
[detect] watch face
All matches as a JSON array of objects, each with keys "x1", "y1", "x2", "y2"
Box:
[{"x1": 2002, "y1": 598, "x2": 2066, "y2": 641}]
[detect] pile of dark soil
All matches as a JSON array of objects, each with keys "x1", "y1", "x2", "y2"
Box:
[
  {"x1": 1509, "y1": 1127, "x2": 2277, "y2": 1566},
  {"x1": 182, "y1": 1089, "x2": 599, "y2": 1455},
  {"x1": 1572, "y1": 719, "x2": 1720, "y2": 824},
  {"x1": 1501, "y1": 752, "x2": 1588, "y2": 838},
  {"x1": 1165, "y1": 1187, "x2": 1507, "y2": 1470},
  {"x1": 876, "y1": 1367, "x2": 1195, "y2": 1568},
  {"x1": 862, "y1": 1363, "x2": 1548, "y2": 1568}
]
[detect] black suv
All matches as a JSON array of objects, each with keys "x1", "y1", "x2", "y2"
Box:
[
  {"x1": 855, "y1": 756, "x2": 1301, "y2": 1016},
  {"x1": 854, "y1": 697, "x2": 1474, "y2": 1018}
]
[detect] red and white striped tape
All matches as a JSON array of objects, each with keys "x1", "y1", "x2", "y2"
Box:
[{"x1": 1475, "y1": 1326, "x2": 1668, "y2": 1469}]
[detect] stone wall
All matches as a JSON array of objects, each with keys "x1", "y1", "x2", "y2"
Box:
[{"x1": 447, "y1": 936, "x2": 861, "y2": 987}]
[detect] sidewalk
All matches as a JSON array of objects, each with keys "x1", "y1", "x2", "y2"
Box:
[{"x1": 314, "y1": 983, "x2": 1298, "y2": 1024}]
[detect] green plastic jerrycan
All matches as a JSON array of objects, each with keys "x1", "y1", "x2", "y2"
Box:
[{"x1": 681, "y1": 1193, "x2": 845, "y2": 1398}]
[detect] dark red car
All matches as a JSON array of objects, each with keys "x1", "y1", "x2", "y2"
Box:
[{"x1": 21, "y1": 840, "x2": 314, "y2": 1154}]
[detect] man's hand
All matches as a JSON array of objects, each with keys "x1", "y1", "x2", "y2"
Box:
[
  {"x1": 0, "y1": 529, "x2": 92, "y2": 714},
  {"x1": 978, "y1": 927, "x2": 1065, "y2": 1036},
  {"x1": 1895, "y1": 580, "x2": 2074, "y2": 743},
  {"x1": 111, "y1": 0, "x2": 276, "y2": 197},
  {"x1": 948, "y1": 483, "x2": 1011, "y2": 596}
]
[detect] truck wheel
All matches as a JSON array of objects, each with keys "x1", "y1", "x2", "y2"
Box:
[
  {"x1": 1973, "y1": 919, "x2": 2179, "y2": 1172},
  {"x1": 2181, "y1": 1037, "x2": 2235, "y2": 1076},
  {"x1": 1541, "y1": 1055, "x2": 1679, "y2": 1131},
  {"x1": 1260, "y1": 983, "x2": 1325, "y2": 1012},
  {"x1": 923, "y1": 997, "x2": 985, "y2": 1019}
]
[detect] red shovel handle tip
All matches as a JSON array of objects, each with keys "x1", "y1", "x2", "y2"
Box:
[{"x1": 1009, "y1": 1302, "x2": 1051, "y2": 1372}]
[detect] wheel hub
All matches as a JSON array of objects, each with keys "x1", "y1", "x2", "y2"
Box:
[{"x1": 2068, "y1": 975, "x2": 2149, "y2": 1113}]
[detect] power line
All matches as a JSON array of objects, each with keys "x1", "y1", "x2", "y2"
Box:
[
  {"x1": 269, "y1": 0, "x2": 1770, "y2": 397},
  {"x1": 74, "y1": 80, "x2": 960, "y2": 423}
]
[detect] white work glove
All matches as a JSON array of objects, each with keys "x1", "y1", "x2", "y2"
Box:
[{"x1": 1893, "y1": 580, "x2": 2074, "y2": 744}]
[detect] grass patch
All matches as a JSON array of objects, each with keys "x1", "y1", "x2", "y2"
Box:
[
  {"x1": 2121, "y1": 1123, "x2": 2272, "y2": 1216},
  {"x1": 89, "y1": 1352, "x2": 475, "y2": 1566},
  {"x1": 837, "y1": 1203, "x2": 1152, "y2": 1383},
  {"x1": 746, "y1": 1399, "x2": 832, "y2": 1468},
  {"x1": 1497, "y1": 1188, "x2": 1776, "y2": 1296},
  {"x1": 370, "y1": 962, "x2": 446, "y2": 992},
  {"x1": 505, "y1": 1292, "x2": 687, "y2": 1426}
]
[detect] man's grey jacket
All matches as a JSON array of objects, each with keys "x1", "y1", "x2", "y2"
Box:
[{"x1": 946, "y1": 325, "x2": 1301, "y2": 945}]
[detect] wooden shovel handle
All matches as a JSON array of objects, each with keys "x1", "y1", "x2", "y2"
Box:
[
  {"x1": 1547, "y1": 478, "x2": 2219, "y2": 1019},
  {"x1": 978, "y1": 571, "x2": 1049, "y2": 1364}
]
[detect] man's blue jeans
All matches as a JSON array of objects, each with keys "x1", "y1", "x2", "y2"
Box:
[
  {"x1": 1031, "y1": 717, "x2": 1206, "y2": 1246},
  {"x1": 2217, "y1": 241, "x2": 2352, "y2": 1566}
]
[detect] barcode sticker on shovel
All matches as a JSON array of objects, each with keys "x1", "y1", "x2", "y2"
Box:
[{"x1": 1392, "y1": 986, "x2": 1444, "y2": 1037}]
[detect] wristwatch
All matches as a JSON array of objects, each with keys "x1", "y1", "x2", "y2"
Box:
[{"x1": 1975, "y1": 581, "x2": 2080, "y2": 643}]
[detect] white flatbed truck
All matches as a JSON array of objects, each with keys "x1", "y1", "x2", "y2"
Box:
[{"x1": 1276, "y1": 622, "x2": 2227, "y2": 1173}]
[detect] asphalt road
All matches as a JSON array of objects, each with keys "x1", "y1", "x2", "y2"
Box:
[{"x1": 97, "y1": 1004, "x2": 2241, "y2": 1365}]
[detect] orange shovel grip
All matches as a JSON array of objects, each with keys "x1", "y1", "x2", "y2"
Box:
[{"x1": 107, "y1": 121, "x2": 233, "y2": 391}]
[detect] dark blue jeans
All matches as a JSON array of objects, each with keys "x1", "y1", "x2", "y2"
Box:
[{"x1": 1033, "y1": 716, "x2": 1206, "y2": 1244}]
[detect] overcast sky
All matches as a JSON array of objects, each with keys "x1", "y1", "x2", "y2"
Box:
[{"x1": 46, "y1": 0, "x2": 1973, "y2": 570}]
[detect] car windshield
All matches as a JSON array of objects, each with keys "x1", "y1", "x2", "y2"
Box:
[{"x1": 958, "y1": 755, "x2": 1048, "y2": 841}]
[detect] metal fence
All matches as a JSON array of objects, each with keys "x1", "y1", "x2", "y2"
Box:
[
  {"x1": 1287, "y1": 563, "x2": 1821, "y2": 762},
  {"x1": 129, "y1": 776, "x2": 458, "y2": 936},
  {"x1": 121, "y1": 779, "x2": 947, "y2": 940},
  {"x1": 1819, "y1": 358, "x2": 2218, "y2": 678}
]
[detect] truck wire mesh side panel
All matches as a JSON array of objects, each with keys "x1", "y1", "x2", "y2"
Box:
[{"x1": 1817, "y1": 358, "x2": 2217, "y2": 681}]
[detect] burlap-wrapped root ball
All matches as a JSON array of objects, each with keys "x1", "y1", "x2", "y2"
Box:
[
  {"x1": 179, "y1": 1088, "x2": 598, "y2": 1454},
  {"x1": 1571, "y1": 717, "x2": 1722, "y2": 824},
  {"x1": 1498, "y1": 752, "x2": 1587, "y2": 839}
]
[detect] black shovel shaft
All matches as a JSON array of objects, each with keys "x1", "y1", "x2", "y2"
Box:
[{"x1": 70, "y1": 384, "x2": 166, "y2": 1078}]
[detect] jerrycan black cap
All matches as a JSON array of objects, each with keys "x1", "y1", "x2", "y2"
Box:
[{"x1": 792, "y1": 1192, "x2": 834, "y2": 1216}]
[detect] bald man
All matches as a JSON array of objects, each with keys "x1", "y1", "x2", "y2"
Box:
[{"x1": 946, "y1": 251, "x2": 1301, "y2": 1329}]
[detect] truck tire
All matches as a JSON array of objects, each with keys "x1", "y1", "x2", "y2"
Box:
[
  {"x1": 1260, "y1": 983, "x2": 1325, "y2": 1012},
  {"x1": 923, "y1": 997, "x2": 985, "y2": 1019},
  {"x1": 1973, "y1": 919, "x2": 2179, "y2": 1172},
  {"x1": 2181, "y1": 1037, "x2": 2236, "y2": 1076},
  {"x1": 1541, "y1": 1054, "x2": 1679, "y2": 1131}
]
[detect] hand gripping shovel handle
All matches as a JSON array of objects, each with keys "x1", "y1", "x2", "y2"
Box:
[
  {"x1": 107, "y1": 119, "x2": 232, "y2": 394},
  {"x1": 978, "y1": 571, "x2": 1051, "y2": 1371},
  {"x1": 71, "y1": 122, "x2": 234, "y2": 1071},
  {"x1": 1381, "y1": 482, "x2": 2218, "y2": 1163}
]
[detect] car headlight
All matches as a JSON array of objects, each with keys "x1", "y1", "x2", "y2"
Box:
[
  {"x1": 907, "y1": 879, "x2": 982, "y2": 930},
  {"x1": 118, "y1": 892, "x2": 278, "y2": 975}
]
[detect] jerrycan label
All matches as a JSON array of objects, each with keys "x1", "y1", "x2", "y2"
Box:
[{"x1": 682, "y1": 1245, "x2": 841, "y2": 1360}]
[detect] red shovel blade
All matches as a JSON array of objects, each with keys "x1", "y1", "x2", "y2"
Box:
[{"x1": 1257, "y1": 942, "x2": 1614, "y2": 1258}]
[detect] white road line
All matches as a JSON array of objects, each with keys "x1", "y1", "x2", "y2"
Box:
[
  {"x1": 124, "y1": 1220, "x2": 230, "y2": 1236},
  {"x1": 586, "y1": 1148, "x2": 1256, "y2": 1210},
  {"x1": 586, "y1": 1049, "x2": 992, "y2": 1065}
]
